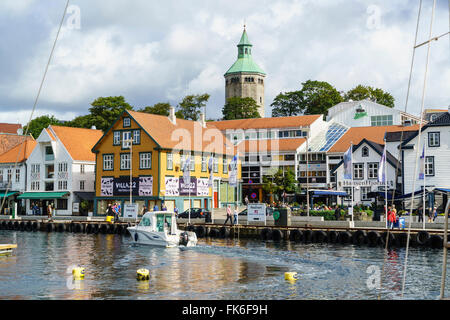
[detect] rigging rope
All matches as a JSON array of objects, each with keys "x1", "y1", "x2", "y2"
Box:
[{"x1": 0, "y1": 0, "x2": 70, "y2": 215}]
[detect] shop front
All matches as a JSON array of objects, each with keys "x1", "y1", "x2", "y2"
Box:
[
  {"x1": 0, "y1": 191, "x2": 20, "y2": 216},
  {"x1": 17, "y1": 192, "x2": 69, "y2": 216}
]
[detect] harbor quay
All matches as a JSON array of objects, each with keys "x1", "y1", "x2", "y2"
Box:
[{"x1": 1, "y1": 208, "x2": 448, "y2": 249}]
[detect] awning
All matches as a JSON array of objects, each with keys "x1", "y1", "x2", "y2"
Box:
[
  {"x1": 17, "y1": 192, "x2": 69, "y2": 200},
  {"x1": 74, "y1": 192, "x2": 95, "y2": 201},
  {"x1": 310, "y1": 190, "x2": 348, "y2": 197},
  {"x1": 435, "y1": 188, "x2": 450, "y2": 193},
  {"x1": 1, "y1": 191, "x2": 19, "y2": 198}
]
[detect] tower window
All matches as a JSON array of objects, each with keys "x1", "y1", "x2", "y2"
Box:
[
  {"x1": 245, "y1": 48, "x2": 248, "y2": 54},
  {"x1": 260, "y1": 97, "x2": 262, "y2": 103}
]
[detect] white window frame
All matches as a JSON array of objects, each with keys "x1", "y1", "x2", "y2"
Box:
[
  {"x1": 122, "y1": 131, "x2": 132, "y2": 149},
  {"x1": 120, "y1": 153, "x2": 131, "y2": 170},
  {"x1": 139, "y1": 152, "x2": 152, "y2": 169},
  {"x1": 368, "y1": 163, "x2": 378, "y2": 179},
  {"x1": 167, "y1": 153, "x2": 173, "y2": 170},
  {"x1": 103, "y1": 154, "x2": 114, "y2": 171}
]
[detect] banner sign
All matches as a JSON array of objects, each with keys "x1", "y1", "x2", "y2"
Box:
[
  {"x1": 101, "y1": 176, "x2": 153, "y2": 196},
  {"x1": 247, "y1": 203, "x2": 266, "y2": 223},
  {"x1": 165, "y1": 177, "x2": 179, "y2": 196},
  {"x1": 197, "y1": 178, "x2": 210, "y2": 196},
  {"x1": 124, "y1": 203, "x2": 139, "y2": 219},
  {"x1": 179, "y1": 177, "x2": 197, "y2": 196}
]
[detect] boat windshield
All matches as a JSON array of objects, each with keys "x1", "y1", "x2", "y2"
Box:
[
  {"x1": 156, "y1": 214, "x2": 173, "y2": 232},
  {"x1": 139, "y1": 216, "x2": 152, "y2": 227}
]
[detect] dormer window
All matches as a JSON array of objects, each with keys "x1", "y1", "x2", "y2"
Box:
[
  {"x1": 362, "y1": 146, "x2": 369, "y2": 157},
  {"x1": 123, "y1": 117, "x2": 131, "y2": 127}
]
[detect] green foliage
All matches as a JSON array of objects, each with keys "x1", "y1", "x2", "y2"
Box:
[
  {"x1": 89, "y1": 96, "x2": 134, "y2": 132},
  {"x1": 343, "y1": 85, "x2": 395, "y2": 108},
  {"x1": 138, "y1": 102, "x2": 173, "y2": 116},
  {"x1": 177, "y1": 94, "x2": 210, "y2": 121},
  {"x1": 65, "y1": 114, "x2": 95, "y2": 129},
  {"x1": 300, "y1": 80, "x2": 343, "y2": 115},
  {"x1": 262, "y1": 168, "x2": 298, "y2": 200},
  {"x1": 23, "y1": 115, "x2": 61, "y2": 138},
  {"x1": 222, "y1": 97, "x2": 260, "y2": 120},
  {"x1": 271, "y1": 91, "x2": 303, "y2": 117}
]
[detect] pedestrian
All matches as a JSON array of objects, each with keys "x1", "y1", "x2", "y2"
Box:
[
  {"x1": 233, "y1": 206, "x2": 238, "y2": 225},
  {"x1": 113, "y1": 203, "x2": 120, "y2": 223},
  {"x1": 418, "y1": 206, "x2": 423, "y2": 222},
  {"x1": 432, "y1": 206, "x2": 438, "y2": 222},
  {"x1": 244, "y1": 195, "x2": 249, "y2": 206},
  {"x1": 334, "y1": 205, "x2": 341, "y2": 221},
  {"x1": 153, "y1": 203, "x2": 159, "y2": 211},
  {"x1": 387, "y1": 206, "x2": 396, "y2": 230},
  {"x1": 162, "y1": 203, "x2": 167, "y2": 211},
  {"x1": 141, "y1": 206, "x2": 148, "y2": 216},
  {"x1": 224, "y1": 205, "x2": 232, "y2": 225},
  {"x1": 174, "y1": 206, "x2": 179, "y2": 218},
  {"x1": 47, "y1": 203, "x2": 53, "y2": 220},
  {"x1": 107, "y1": 203, "x2": 114, "y2": 217}
]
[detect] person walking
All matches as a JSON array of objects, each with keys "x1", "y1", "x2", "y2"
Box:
[
  {"x1": 224, "y1": 205, "x2": 232, "y2": 225},
  {"x1": 334, "y1": 205, "x2": 341, "y2": 221},
  {"x1": 427, "y1": 206, "x2": 433, "y2": 223},
  {"x1": 107, "y1": 203, "x2": 114, "y2": 217},
  {"x1": 387, "y1": 206, "x2": 396, "y2": 230},
  {"x1": 47, "y1": 203, "x2": 53, "y2": 221},
  {"x1": 174, "y1": 206, "x2": 179, "y2": 218},
  {"x1": 432, "y1": 206, "x2": 438, "y2": 222}
]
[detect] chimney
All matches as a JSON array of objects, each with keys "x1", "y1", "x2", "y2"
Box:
[
  {"x1": 90, "y1": 125, "x2": 97, "y2": 130},
  {"x1": 169, "y1": 107, "x2": 176, "y2": 125},
  {"x1": 199, "y1": 113, "x2": 206, "y2": 128}
]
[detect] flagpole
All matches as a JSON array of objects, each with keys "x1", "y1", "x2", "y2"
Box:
[
  {"x1": 351, "y1": 142, "x2": 354, "y2": 223},
  {"x1": 384, "y1": 145, "x2": 388, "y2": 229}
]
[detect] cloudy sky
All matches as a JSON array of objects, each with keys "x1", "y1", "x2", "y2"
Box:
[{"x1": 0, "y1": 0, "x2": 448, "y2": 125}]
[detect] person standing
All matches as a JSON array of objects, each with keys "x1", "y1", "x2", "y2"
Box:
[
  {"x1": 162, "y1": 203, "x2": 167, "y2": 211},
  {"x1": 47, "y1": 203, "x2": 53, "y2": 221},
  {"x1": 174, "y1": 206, "x2": 179, "y2": 218},
  {"x1": 427, "y1": 206, "x2": 433, "y2": 223},
  {"x1": 432, "y1": 206, "x2": 438, "y2": 222},
  {"x1": 153, "y1": 203, "x2": 159, "y2": 211},
  {"x1": 233, "y1": 206, "x2": 238, "y2": 225},
  {"x1": 418, "y1": 206, "x2": 423, "y2": 223},
  {"x1": 107, "y1": 203, "x2": 114, "y2": 217},
  {"x1": 334, "y1": 205, "x2": 341, "y2": 221},
  {"x1": 244, "y1": 195, "x2": 249, "y2": 206},
  {"x1": 224, "y1": 205, "x2": 232, "y2": 225},
  {"x1": 388, "y1": 206, "x2": 396, "y2": 229}
]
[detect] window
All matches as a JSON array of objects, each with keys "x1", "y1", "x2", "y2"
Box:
[
  {"x1": 428, "y1": 132, "x2": 440, "y2": 147},
  {"x1": 133, "y1": 130, "x2": 140, "y2": 144},
  {"x1": 201, "y1": 155, "x2": 207, "y2": 172},
  {"x1": 284, "y1": 154, "x2": 295, "y2": 161},
  {"x1": 120, "y1": 153, "x2": 131, "y2": 170},
  {"x1": 190, "y1": 153, "x2": 195, "y2": 171},
  {"x1": 361, "y1": 187, "x2": 371, "y2": 201},
  {"x1": 180, "y1": 154, "x2": 186, "y2": 169},
  {"x1": 343, "y1": 187, "x2": 352, "y2": 200},
  {"x1": 7, "y1": 169, "x2": 12, "y2": 182},
  {"x1": 213, "y1": 155, "x2": 218, "y2": 173},
  {"x1": 362, "y1": 146, "x2": 369, "y2": 157},
  {"x1": 80, "y1": 164, "x2": 85, "y2": 174},
  {"x1": 45, "y1": 182, "x2": 54, "y2": 191},
  {"x1": 425, "y1": 156, "x2": 434, "y2": 176},
  {"x1": 15, "y1": 169, "x2": 20, "y2": 183},
  {"x1": 58, "y1": 180, "x2": 67, "y2": 190},
  {"x1": 368, "y1": 163, "x2": 378, "y2": 179},
  {"x1": 80, "y1": 180, "x2": 85, "y2": 191},
  {"x1": 223, "y1": 156, "x2": 228, "y2": 174},
  {"x1": 122, "y1": 131, "x2": 132, "y2": 149},
  {"x1": 167, "y1": 153, "x2": 173, "y2": 170},
  {"x1": 45, "y1": 146, "x2": 54, "y2": 161},
  {"x1": 113, "y1": 131, "x2": 121, "y2": 145},
  {"x1": 123, "y1": 117, "x2": 131, "y2": 127},
  {"x1": 0, "y1": 170, "x2": 3, "y2": 182},
  {"x1": 31, "y1": 181, "x2": 40, "y2": 191},
  {"x1": 57, "y1": 199, "x2": 68, "y2": 210},
  {"x1": 371, "y1": 115, "x2": 393, "y2": 126},
  {"x1": 103, "y1": 154, "x2": 114, "y2": 171},
  {"x1": 353, "y1": 163, "x2": 364, "y2": 179},
  {"x1": 58, "y1": 162, "x2": 68, "y2": 173},
  {"x1": 140, "y1": 152, "x2": 152, "y2": 169}
]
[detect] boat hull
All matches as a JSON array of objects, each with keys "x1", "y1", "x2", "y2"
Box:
[{"x1": 127, "y1": 227, "x2": 197, "y2": 248}]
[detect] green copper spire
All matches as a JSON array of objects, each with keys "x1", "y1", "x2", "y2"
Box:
[{"x1": 224, "y1": 27, "x2": 265, "y2": 76}]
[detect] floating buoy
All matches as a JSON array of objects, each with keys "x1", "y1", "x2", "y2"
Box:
[
  {"x1": 284, "y1": 272, "x2": 298, "y2": 282},
  {"x1": 72, "y1": 266, "x2": 85, "y2": 279},
  {"x1": 137, "y1": 268, "x2": 150, "y2": 281}
]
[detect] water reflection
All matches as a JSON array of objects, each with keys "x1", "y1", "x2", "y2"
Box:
[{"x1": 0, "y1": 230, "x2": 449, "y2": 299}]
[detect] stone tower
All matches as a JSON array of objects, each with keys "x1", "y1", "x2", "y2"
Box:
[{"x1": 224, "y1": 27, "x2": 266, "y2": 118}]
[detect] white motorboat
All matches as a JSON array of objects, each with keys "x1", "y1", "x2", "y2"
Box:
[{"x1": 127, "y1": 211, "x2": 197, "y2": 247}]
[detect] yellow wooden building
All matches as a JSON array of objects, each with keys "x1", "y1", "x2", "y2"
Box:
[{"x1": 91, "y1": 109, "x2": 241, "y2": 216}]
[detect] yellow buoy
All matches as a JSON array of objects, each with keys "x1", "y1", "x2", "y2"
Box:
[
  {"x1": 136, "y1": 268, "x2": 149, "y2": 281},
  {"x1": 72, "y1": 266, "x2": 85, "y2": 279},
  {"x1": 284, "y1": 272, "x2": 298, "y2": 281}
]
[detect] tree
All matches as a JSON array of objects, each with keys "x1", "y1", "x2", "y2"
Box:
[
  {"x1": 343, "y1": 85, "x2": 395, "y2": 108},
  {"x1": 23, "y1": 115, "x2": 61, "y2": 139},
  {"x1": 65, "y1": 114, "x2": 95, "y2": 129},
  {"x1": 88, "y1": 96, "x2": 134, "y2": 132},
  {"x1": 271, "y1": 91, "x2": 303, "y2": 117},
  {"x1": 138, "y1": 102, "x2": 172, "y2": 116},
  {"x1": 300, "y1": 80, "x2": 343, "y2": 115},
  {"x1": 177, "y1": 93, "x2": 210, "y2": 121},
  {"x1": 222, "y1": 97, "x2": 260, "y2": 120},
  {"x1": 262, "y1": 168, "x2": 299, "y2": 202}
]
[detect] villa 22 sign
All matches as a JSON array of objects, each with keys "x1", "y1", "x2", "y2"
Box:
[{"x1": 100, "y1": 176, "x2": 153, "y2": 196}]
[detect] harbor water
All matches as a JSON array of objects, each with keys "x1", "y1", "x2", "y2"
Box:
[{"x1": 0, "y1": 230, "x2": 448, "y2": 300}]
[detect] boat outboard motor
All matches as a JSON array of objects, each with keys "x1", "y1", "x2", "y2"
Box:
[{"x1": 180, "y1": 231, "x2": 189, "y2": 246}]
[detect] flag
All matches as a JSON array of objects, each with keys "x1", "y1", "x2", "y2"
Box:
[
  {"x1": 182, "y1": 156, "x2": 191, "y2": 185},
  {"x1": 229, "y1": 154, "x2": 238, "y2": 187},
  {"x1": 378, "y1": 144, "x2": 386, "y2": 183},
  {"x1": 208, "y1": 157, "x2": 214, "y2": 187},
  {"x1": 343, "y1": 145, "x2": 352, "y2": 180},
  {"x1": 419, "y1": 145, "x2": 425, "y2": 180}
]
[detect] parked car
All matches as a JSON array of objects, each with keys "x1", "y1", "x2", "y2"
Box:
[
  {"x1": 177, "y1": 208, "x2": 209, "y2": 219},
  {"x1": 239, "y1": 207, "x2": 274, "y2": 216}
]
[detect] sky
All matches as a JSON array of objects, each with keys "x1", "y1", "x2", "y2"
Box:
[{"x1": 0, "y1": 0, "x2": 449, "y2": 126}]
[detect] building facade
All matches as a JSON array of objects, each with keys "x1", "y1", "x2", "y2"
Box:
[
  {"x1": 224, "y1": 27, "x2": 266, "y2": 117},
  {"x1": 92, "y1": 109, "x2": 241, "y2": 216}
]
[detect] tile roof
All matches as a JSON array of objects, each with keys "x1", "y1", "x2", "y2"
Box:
[
  {"x1": 50, "y1": 126, "x2": 103, "y2": 161},
  {"x1": 236, "y1": 138, "x2": 306, "y2": 153},
  {"x1": 328, "y1": 124, "x2": 421, "y2": 153},
  {"x1": 0, "y1": 123, "x2": 22, "y2": 134},
  {"x1": 0, "y1": 134, "x2": 33, "y2": 155},
  {"x1": 125, "y1": 111, "x2": 236, "y2": 156},
  {"x1": 0, "y1": 139, "x2": 37, "y2": 163},
  {"x1": 210, "y1": 115, "x2": 322, "y2": 131}
]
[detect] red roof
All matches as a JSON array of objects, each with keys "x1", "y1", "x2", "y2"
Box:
[{"x1": 0, "y1": 123, "x2": 22, "y2": 134}]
